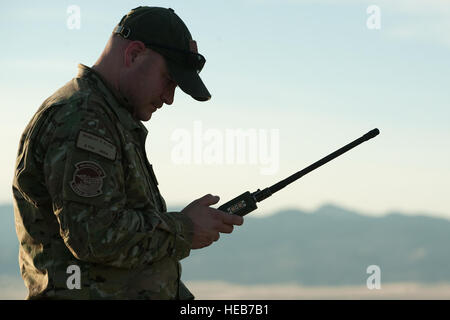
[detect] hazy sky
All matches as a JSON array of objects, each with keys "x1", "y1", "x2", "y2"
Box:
[{"x1": 1, "y1": 0, "x2": 449, "y2": 219}]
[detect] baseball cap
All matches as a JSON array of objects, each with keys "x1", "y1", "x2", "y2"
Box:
[{"x1": 113, "y1": 6, "x2": 211, "y2": 102}]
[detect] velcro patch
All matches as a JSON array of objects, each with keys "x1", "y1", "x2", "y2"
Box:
[
  {"x1": 70, "y1": 161, "x2": 106, "y2": 197},
  {"x1": 76, "y1": 130, "x2": 117, "y2": 161}
]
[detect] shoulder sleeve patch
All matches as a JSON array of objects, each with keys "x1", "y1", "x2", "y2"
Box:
[
  {"x1": 70, "y1": 161, "x2": 106, "y2": 197},
  {"x1": 76, "y1": 130, "x2": 117, "y2": 161}
]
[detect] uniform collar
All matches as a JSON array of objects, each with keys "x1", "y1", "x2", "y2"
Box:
[{"x1": 76, "y1": 64, "x2": 148, "y2": 137}]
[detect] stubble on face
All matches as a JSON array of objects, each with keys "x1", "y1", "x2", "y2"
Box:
[{"x1": 119, "y1": 49, "x2": 169, "y2": 121}]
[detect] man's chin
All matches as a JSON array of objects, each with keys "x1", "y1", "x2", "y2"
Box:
[{"x1": 133, "y1": 111, "x2": 152, "y2": 122}]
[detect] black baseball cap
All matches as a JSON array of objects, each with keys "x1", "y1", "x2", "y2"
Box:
[{"x1": 113, "y1": 6, "x2": 211, "y2": 102}]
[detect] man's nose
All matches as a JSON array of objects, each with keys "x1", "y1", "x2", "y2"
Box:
[{"x1": 162, "y1": 83, "x2": 176, "y2": 105}]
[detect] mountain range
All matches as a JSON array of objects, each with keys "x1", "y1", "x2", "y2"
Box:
[{"x1": 1, "y1": 203, "x2": 449, "y2": 286}]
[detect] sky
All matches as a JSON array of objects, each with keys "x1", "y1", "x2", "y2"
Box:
[{"x1": 0, "y1": 0, "x2": 449, "y2": 219}]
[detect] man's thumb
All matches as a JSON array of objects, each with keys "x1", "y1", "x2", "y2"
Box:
[{"x1": 198, "y1": 194, "x2": 220, "y2": 206}]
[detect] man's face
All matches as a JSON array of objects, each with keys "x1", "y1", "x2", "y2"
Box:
[{"x1": 120, "y1": 47, "x2": 177, "y2": 121}]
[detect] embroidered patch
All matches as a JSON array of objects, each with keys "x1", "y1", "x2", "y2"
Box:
[
  {"x1": 76, "y1": 130, "x2": 117, "y2": 161},
  {"x1": 70, "y1": 161, "x2": 106, "y2": 197}
]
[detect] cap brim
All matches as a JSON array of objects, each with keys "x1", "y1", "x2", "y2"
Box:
[{"x1": 167, "y1": 62, "x2": 211, "y2": 102}]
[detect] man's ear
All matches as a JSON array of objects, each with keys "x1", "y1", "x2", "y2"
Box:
[{"x1": 124, "y1": 41, "x2": 146, "y2": 67}]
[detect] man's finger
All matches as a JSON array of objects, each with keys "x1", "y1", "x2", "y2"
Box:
[
  {"x1": 196, "y1": 194, "x2": 220, "y2": 206},
  {"x1": 218, "y1": 224, "x2": 234, "y2": 234},
  {"x1": 220, "y1": 212, "x2": 244, "y2": 226}
]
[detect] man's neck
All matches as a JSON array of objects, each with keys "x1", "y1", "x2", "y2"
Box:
[
  {"x1": 91, "y1": 61, "x2": 120, "y2": 92},
  {"x1": 90, "y1": 61, "x2": 137, "y2": 118}
]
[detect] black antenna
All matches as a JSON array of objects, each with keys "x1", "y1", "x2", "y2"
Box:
[{"x1": 218, "y1": 128, "x2": 380, "y2": 216}]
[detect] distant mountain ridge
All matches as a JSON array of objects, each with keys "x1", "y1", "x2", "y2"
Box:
[
  {"x1": 1, "y1": 203, "x2": 450, "y2": 286},
  {"x1": 181, "y1": 204, "x2": 450, "y2": 286}
]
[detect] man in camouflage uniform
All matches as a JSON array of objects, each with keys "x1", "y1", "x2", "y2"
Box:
[{"x1": 12, "y1": 7, "x2": 243, "y2": 300}]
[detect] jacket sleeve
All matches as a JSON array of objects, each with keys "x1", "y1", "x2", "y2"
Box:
[{"x1": 42, "y1": 99, "x2": 193, "y2": 269}]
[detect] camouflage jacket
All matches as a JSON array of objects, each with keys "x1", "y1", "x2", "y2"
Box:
[{"x1": 12, "y1": 64, "x2": 195, "y2": 300}]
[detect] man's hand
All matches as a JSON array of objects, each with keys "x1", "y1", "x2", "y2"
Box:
[{"x1": 181, "y1": 194, "x2": 244, "y2": 249}]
